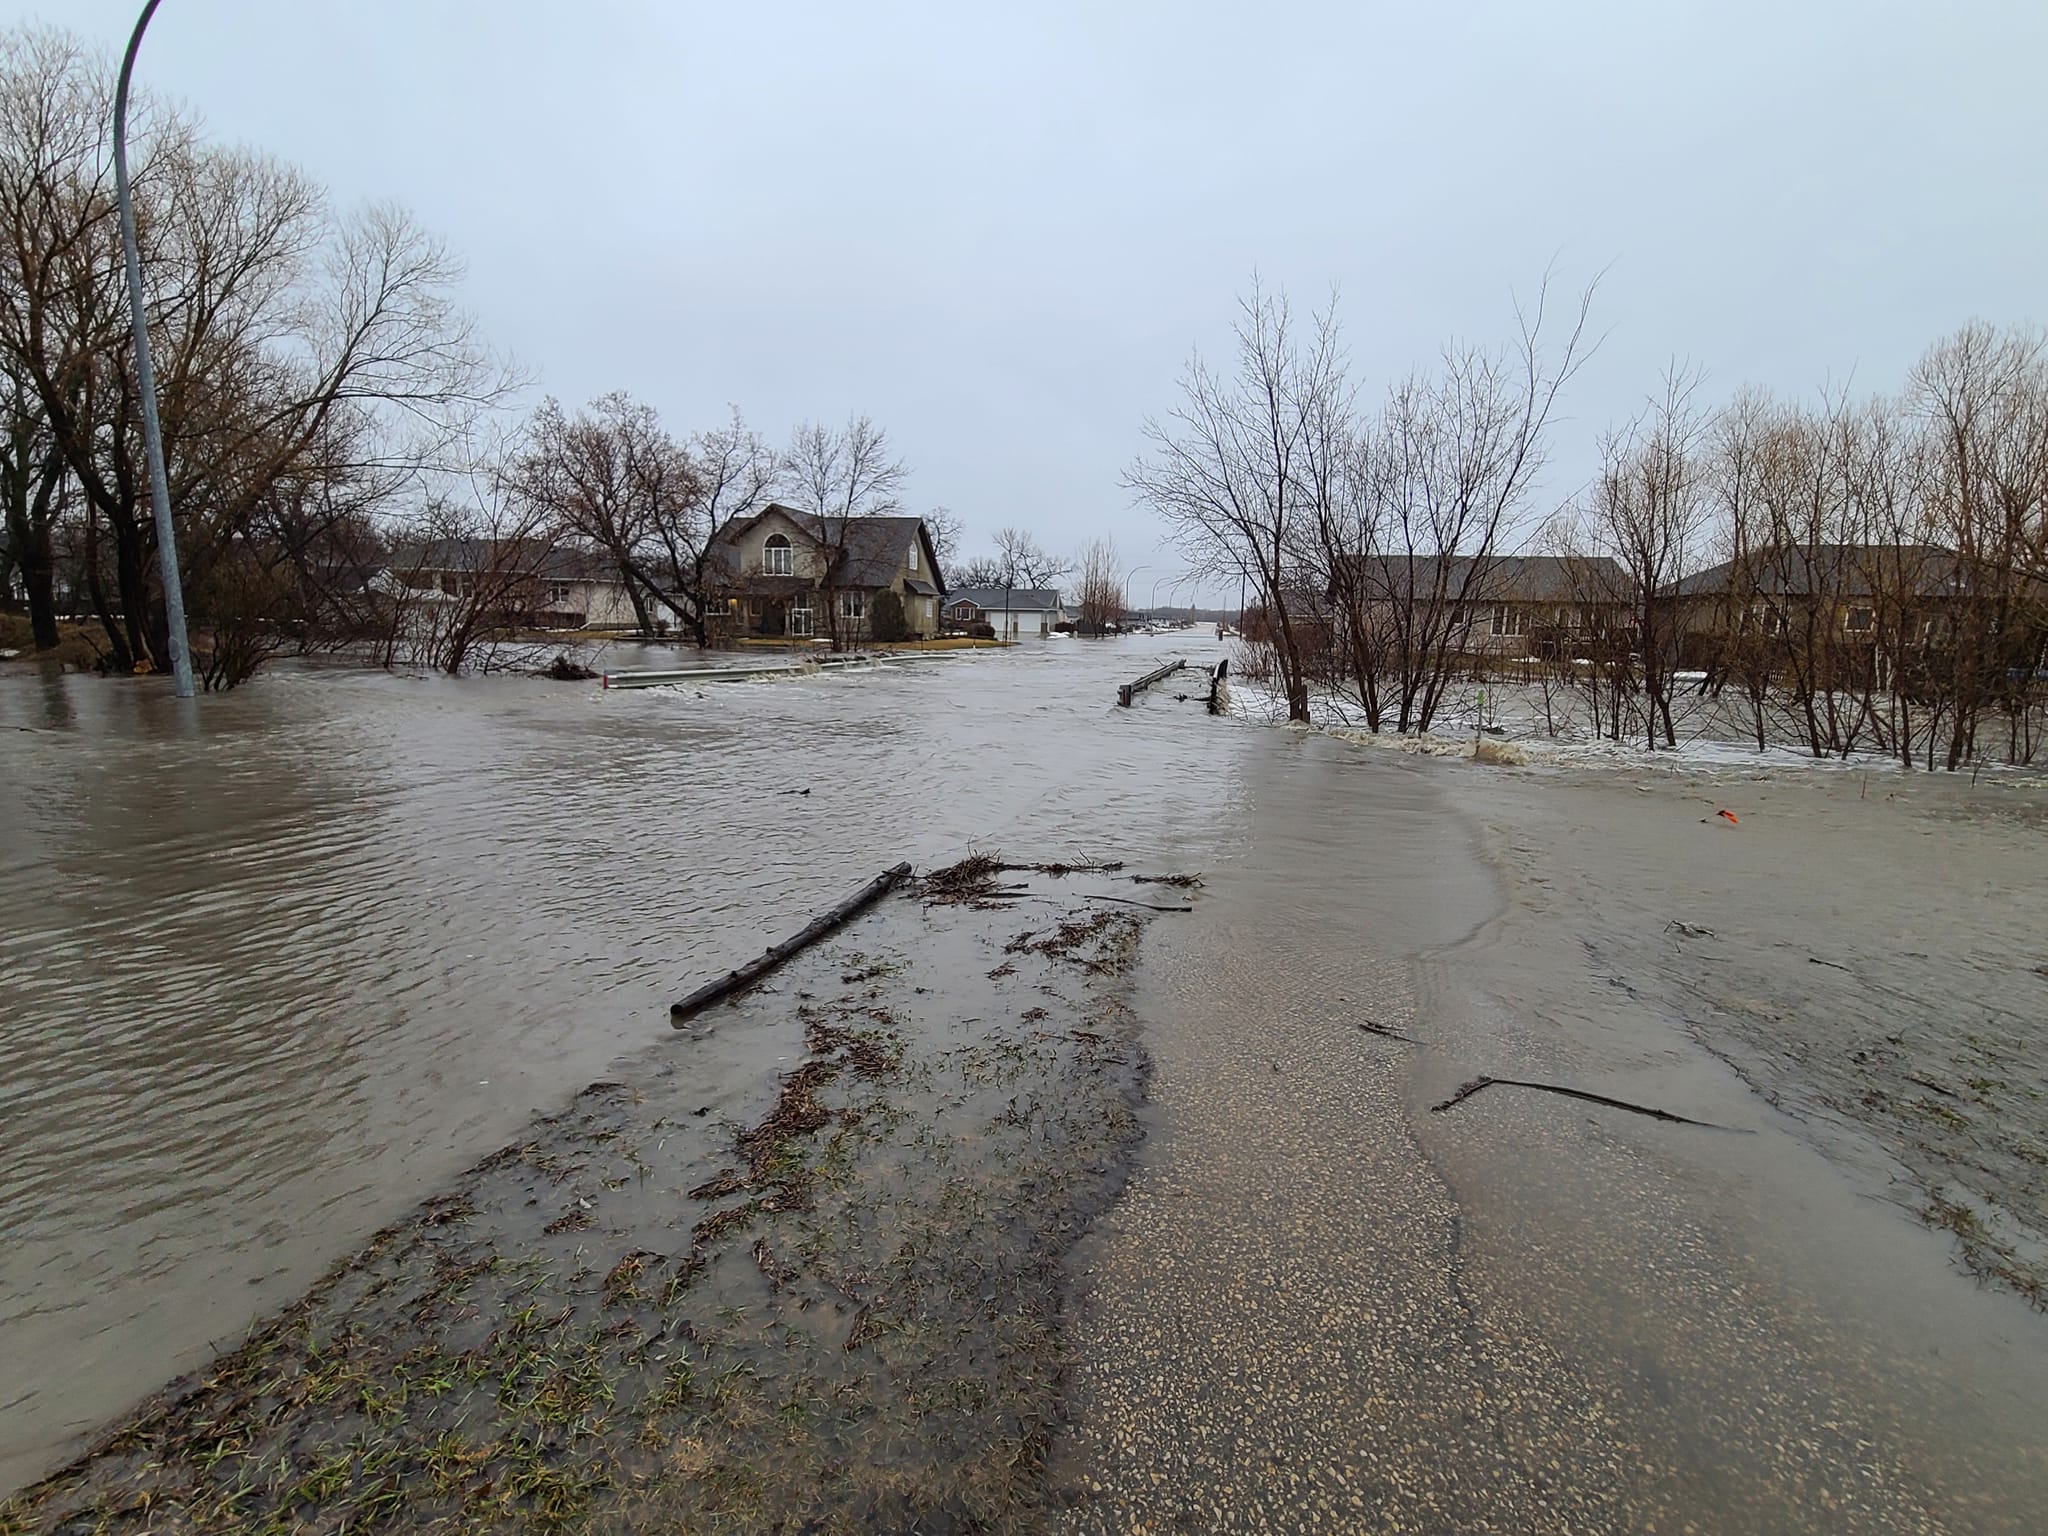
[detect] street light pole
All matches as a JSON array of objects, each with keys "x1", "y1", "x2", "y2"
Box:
[
  {"x1": 113, "y1": 0, "x2": 196, "y2": 698},
  {"x1": 1124, "y1": 564, "x2": 1149, "y2": 624}
]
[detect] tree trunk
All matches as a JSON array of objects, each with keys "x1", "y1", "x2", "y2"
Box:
[
  {"x1": 4, "y1": 500, "x2": 60, "y2": 648},
  {"x1": 19, "y1": 547, "x2": 58, "y2": 649},
  {"x1": 624, "y1": 575, "x2": 655, "y2": 635},
  {"x1": 81, "y1": 510, "x2": 132, "y2": 673},
  {"x1": 113, "y1": 514, "x2": 160, "y2": 671}
]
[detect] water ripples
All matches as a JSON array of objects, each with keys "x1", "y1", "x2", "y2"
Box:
[{"x1": 0, "y1": 636, "x2": 1253, "y2": 1485}]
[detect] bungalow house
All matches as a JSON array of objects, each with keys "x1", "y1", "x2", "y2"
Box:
[
  {"x1": 703, "y1": 504, "x2": 946, "y2": 641},
  {"x1": 943, "y1": 586, "x2": 1066, "y2": 639},
  {"x1": 384, "y1": 539, "x2": 649, "y2": 630},
  {"x1": 1661, "y1": 543, "x2": 2029, "y2": 679},
  {"x1": 1328, "y1": 553, "x2": 1634, "y2": 657},
  {"x1": 1669, "y1": 544, "x2": 1966, "y2": 639}
]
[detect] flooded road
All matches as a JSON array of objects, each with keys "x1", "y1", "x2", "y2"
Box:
[
  {"x1": 0, "y1": 636, "x2": 1246, "y2": 1493},
  {"x1": 7, "y1": 637, "x2": 2047, "y2": 1529}
]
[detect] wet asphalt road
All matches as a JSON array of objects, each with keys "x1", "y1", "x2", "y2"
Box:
[{"x1": 1047, "y1": 732, "x2": 2041, "y2": 1534}]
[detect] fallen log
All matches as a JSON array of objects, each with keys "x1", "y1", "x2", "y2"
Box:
[
  {"x1": 1429, "y1": 1075, "x2": 1751, "y2": 1131},
  {"x1": 670, "y1": 862, "x2": 912, "y2": 1025},
  {"x1": 1117, "y1": 658, "x2": 1187, "y2": 707}
]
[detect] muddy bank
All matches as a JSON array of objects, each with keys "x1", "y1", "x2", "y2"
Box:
[{"x1": 1, "y1": 866, "x2": 1168, "y2": 1535}]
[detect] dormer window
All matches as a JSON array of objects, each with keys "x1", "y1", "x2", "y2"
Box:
[{"x1": 764, "y1": 533, "x2": 793, "y2": 575}]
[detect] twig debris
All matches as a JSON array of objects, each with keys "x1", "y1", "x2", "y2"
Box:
[
  {"x1": 1356, "y1": 1020, "x2": 1415, "y2": 1044},
  {"x1": 1430, "y1": 1075, "x2": 1751, "y2": 1131},
  {"x1": 1081, "y1": 894, "x2": 1193, "y2": 913}
]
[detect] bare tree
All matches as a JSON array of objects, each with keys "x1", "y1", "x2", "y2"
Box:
[
  {"x1": 1908, "y1": 323, "x2": 2048, "y2": 769},
  {"x1": 1075, "y1": 537, "x2": 1126, "y2": 635},
  {"x1": 501, "y1": 392, "x2": 697, "y2": 634},
  {"x1": 0, "y1": 25, "x2": 513, "y2": 685},
  {"x1": 981, "y1": 525, "x2": 1072, "y2": 639},
  {"x1": 1, "y1": 362, "x2": 71, "y2": 648},
  {"x1": 781, "y1": 413, "x2": 907, "y2": 649},
  {"x1": 1330, "y1": 276, "x2": 1598, "y2": 733},
  {"x1": 993, "y1": 528, "x2": 1066, "y2": 590},
  {"x1": 1127, "y1": 280, "x2": 1348, "y2": 718},
  {"x1": 923, "y1": 505, "x2": 962, "y2": 574},
  {"x1": 952, "y1": 554, "x2": 1005, "y2": 588},
  {"x1": 1582, "y1": 366, "x2": 1710, "y2": 748},
  {"x1": 637, "y1": 407, "x2": 779, "y2": 645},
  {"x1": 380, "y1": 441, "x2": 562, "y2": 676},
  {"x1": 1697, "y1": 387, "x2": 1780, "y2": 750}
]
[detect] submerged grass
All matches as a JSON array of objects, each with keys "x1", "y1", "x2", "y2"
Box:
[{"x1": 2, "y1": 887, "x2": 1155, "y2": 1534}]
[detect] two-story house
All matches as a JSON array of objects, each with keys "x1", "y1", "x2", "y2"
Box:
[{"x1": 704, "y1": 504, "x2": 947, "y2": 642}]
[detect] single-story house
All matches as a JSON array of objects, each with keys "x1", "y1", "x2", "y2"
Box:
[
  {"x1": 1328, "y1": 553, "x2": 1634, "y2": 656},
  {"x1": 384, "y1": 539, "x2": 649, "y2": 630},
  {"x1": 703, "y1": 504, "x2": 946, "y2": 641},
  {"x1": 943, "y1": 586, "x2": 1066, "y2": 639},
  {"x1": 1668, "y1": 544, "x2": 1967, "y2": 640}
]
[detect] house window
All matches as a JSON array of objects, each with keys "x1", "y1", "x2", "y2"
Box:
[
  {"x1": 546, "y1": 582, "x2": 572, "y2": 607},
  {"x1": 1491, "y1": 603, "x2": 1526, "y2": 638},
  {"x1": 764, "y1": 533, "x2": 793, "y2": 575},
  {"x1": 439, "y1": 573, "x2": 460, "y2": 596},
  {"x1": 908, "y1": 541, "x2": 919, "y2": 572},
  {"x1": 1845, "y1": 606, "x2": 1875, "y2": 633},
  {"x1": 841, "y1": 592, "x2": 865, "y2": 621},
  {"x1": 789, "y1": 602, "x2": 814, "y2": 637}
]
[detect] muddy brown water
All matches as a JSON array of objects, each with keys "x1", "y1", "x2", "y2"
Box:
[{"x1": 0, "y1": 636, "x2": 1245, "y2": 1495}]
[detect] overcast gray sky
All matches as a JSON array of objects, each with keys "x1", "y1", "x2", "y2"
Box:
[{"x1": 14, "y1": 0, "x2": 2048, "y2": 602}]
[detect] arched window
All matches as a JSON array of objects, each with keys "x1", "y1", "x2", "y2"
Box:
[{"x1": 764, "y1": 533, "x2": 793, "y2": 575}]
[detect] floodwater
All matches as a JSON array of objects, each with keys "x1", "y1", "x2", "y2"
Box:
[
  {"x1": 7, "y1": 636, "x2": 2048, "y2": 1528},
  {"x1": 0, "y1": 635, "x2": 1248, "y2": 1494}
]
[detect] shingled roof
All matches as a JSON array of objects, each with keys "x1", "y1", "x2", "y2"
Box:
[
  {"x1": 946, "y1": 586, "x2": 1063, "y2": 612},
  {"x1": 709, "y1": 504, "x2": 945, "y2": 593},
  {"x1": 387, "y1": 538, "x2": 619, "y2": 584},
  {"x1": 1334, "y1": 553, "x2": 1632, "y2": 605},
  {"x1": 1670, "y1": 544, "x2": 1964, "y2": 600}
]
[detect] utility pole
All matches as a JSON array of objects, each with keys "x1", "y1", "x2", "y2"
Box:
[{"x1": 113, "y1": 0, "x2": 196, "y2": 698}]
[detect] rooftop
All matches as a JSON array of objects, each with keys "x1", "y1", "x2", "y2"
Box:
[
  {"x1": 1671, "y1": 544, "x2": 1966, "y2": 600},
  {"x1": 710, "y1": 504, "x2": 946, "y2": 593},
  {"x1": 946, "y1": 586, "x2": 1063, "y2": 611}
]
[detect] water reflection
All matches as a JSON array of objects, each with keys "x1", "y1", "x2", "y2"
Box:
[{"x1": 0, "y1": 636, "x2": 1247, "y2": 1489}]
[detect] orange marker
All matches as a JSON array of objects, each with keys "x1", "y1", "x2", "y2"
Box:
[{"x1": 1717, "y1": 808, "x2": 1740, "y2": 824}]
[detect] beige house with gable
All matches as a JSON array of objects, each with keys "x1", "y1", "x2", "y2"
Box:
[{"x1": 705, "y1": 504, "x2": 947, "y2": 642}]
